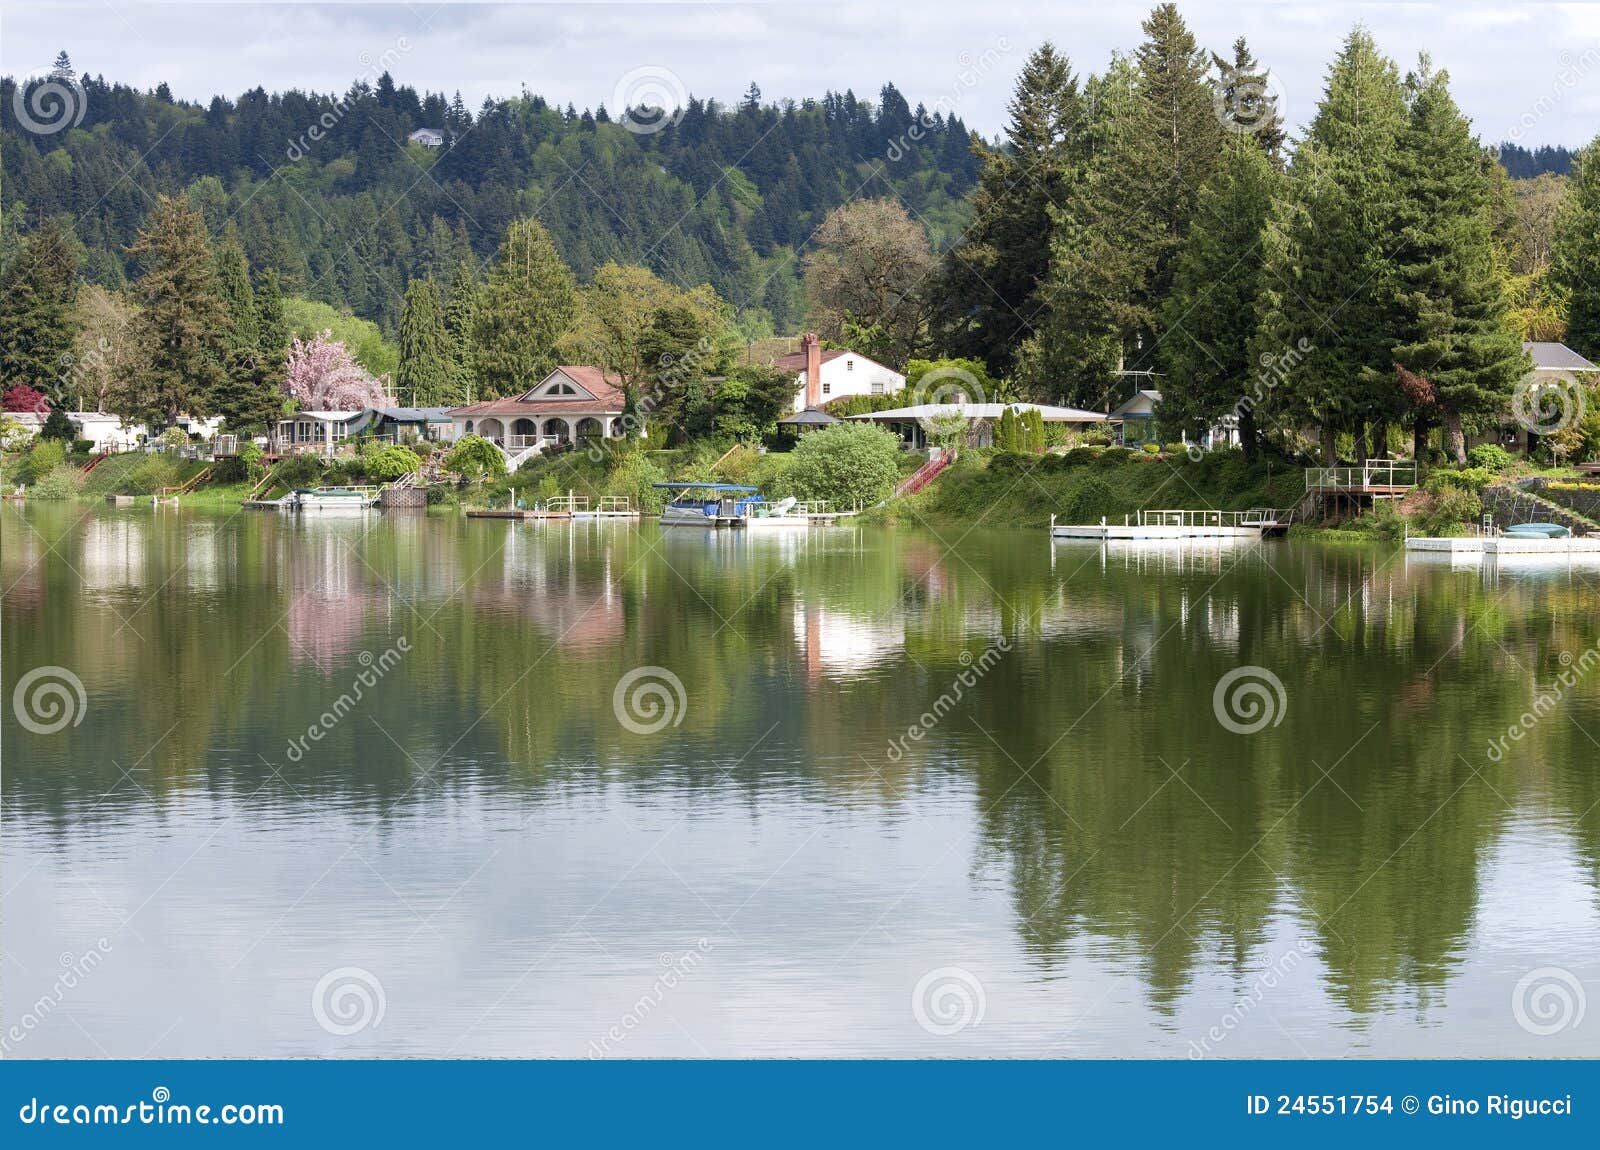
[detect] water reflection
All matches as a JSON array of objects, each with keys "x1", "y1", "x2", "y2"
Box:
[{"x1": 4, "y1": 504, "x2": 1599, "y2": 1056}]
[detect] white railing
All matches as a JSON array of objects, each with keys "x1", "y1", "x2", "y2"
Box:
[
  {"x1": 546, "y1": 494, "x2": 589, "y2": 513},
  {"x1": 1304, "y1": 461, "x2": 1417, "y2": 490},
  {"x1": 1126, "y1": 508, "x2": 1293, "y2": 528},
  {"x1": 594, "y1": 496, "x2": 631, "y2": 513}
]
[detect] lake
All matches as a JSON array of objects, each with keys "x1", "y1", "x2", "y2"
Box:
[{"x1": 4, "y1": 504, "x2": 1598, "y2": 1057}]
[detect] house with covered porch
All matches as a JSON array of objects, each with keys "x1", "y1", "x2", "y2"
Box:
[{"x1": 448, "y1": 367, "x2": 633, "y2": 457}]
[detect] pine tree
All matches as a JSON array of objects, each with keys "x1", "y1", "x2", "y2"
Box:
[
  {"x1": 1212, "y1": 37, "x2": 1285, "y2": 159},
  {"x1": 125, "y1": 195, "x2": 229, "y2": 427},
  {"x1": 1023, "y1": 5, "x2": 1221, "y2": 407},
  {"x1": 1254, "y1": 26, "x2": 1408, "y2": 462},
  {"x1": 1381, "y1": 58, "x2": 1528, "y2": 463},
  {"x1": 0, "y1": 218, "x2": 79, "y2": 399},
  {"x1": 396, "y1": 279, "x2": 451, "y2": 406},
  {"x1": 473, "y1": 219, "x2": 576, "y2": 398},
  {"x1": 209, "y1": 229, "x2": 279, "y2": 431},
  {"x1": 255, "y1": 268, "x2": 290, "y2": 374},
  {"x1": 1554, "y1": 137, "x2": 1600, "y2": 361},
  {"x1": 1159, "y1": 139, "x2": 1283, "y2": 458},
  {"x1": 938, "y1": 43, "x2": 1086, "y2": 378},
  {"x1": 443, "y1": 261, "x2": 480, "y2": 404}
]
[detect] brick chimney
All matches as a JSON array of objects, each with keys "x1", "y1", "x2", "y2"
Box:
[{"x1": 802, "y1": 331, "x2": 822, "y2": 409}]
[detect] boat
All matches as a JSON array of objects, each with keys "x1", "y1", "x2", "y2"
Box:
[
  {"x1": 286, "y1": 485, "x2": 379, "y2": 511},
  {"x1": 744, "y1": 496, "x2": 847, "y2": 527},
  {"x1": 655, "y1": 483, "x2": 762, "y2": 527}
]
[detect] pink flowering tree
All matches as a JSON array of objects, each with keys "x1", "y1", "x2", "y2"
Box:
[{"x1": 283, "y1": 330, "x2": 394, "y2": 411}]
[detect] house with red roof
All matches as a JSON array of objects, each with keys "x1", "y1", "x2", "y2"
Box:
[
  {"x1": 448, "y1": 367, "x2": 633, "y2": 459},
  {"x1": 772, "y1": 332, "x2": 905, "y2": 412}
]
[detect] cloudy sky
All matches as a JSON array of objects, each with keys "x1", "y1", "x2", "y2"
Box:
[{"x1": 4, "y1": 2, "x2": 1599, "y2": 148}]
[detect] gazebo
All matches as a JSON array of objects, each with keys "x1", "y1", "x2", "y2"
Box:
[{"x1": 776, "y1": 407, "x2": 842, "y2": 441}]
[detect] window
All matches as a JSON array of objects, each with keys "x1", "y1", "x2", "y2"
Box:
[
  {"x1": 871, "y1": 380, "x2": 884, "y2": 395},
  {"x1": 822, "y1": 379, "x2": 831, "y2": 395},
  {"x1": 846, "y1": 358, "x2": 853, "y2": 371},
  {"x1": 545, "y1": 382, "x2": 577, "y2": 396}
]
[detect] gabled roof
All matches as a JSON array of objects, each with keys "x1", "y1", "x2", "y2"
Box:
[
  {"x1": 772, "y1": 347, "x2": 849, "y2": 372},
  {"x1": 777, "y1": 407, "x2": 842, "y2": 426},
  {"x1": 1523, "y1": 342, "x2": 1599, "y2": 372},
  {"x1": 1109, "y1": 390, "x2": 1162, "y2": 419},
  {"x1": 449, "y1": 367, "x2": 627, "y2": 416},
  {"x1": 375, "y1": 406, "x2": 455, "y2": 421}
]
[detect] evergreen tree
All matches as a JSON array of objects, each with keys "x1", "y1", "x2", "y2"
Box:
[
  {"x1": 1381, "y1": 58, "x2": 1528, "y2": 463},
  {"x1": 41, "y1": 404, "x2": 75, "y2": 442},
  {"x1": 1212, "y1": 37, "x2": 1285, "y2": 159},
  {"x1": 938, "y1": 43, "x2": 1086, "y2": 378},
  {"x1": 1553, "y1": 137, "x2": 1600, "y2": 361},
  {"x1": 473, "y1": 219, "x2": 576, "y2": 398},
  {"x1": 396, "y1": 278, "x2": 451, "y2": 406},
  {"x1": 125, "y1": 195, "x2": 229, "y2": 427},
  {"x1": 255, "y1": 268, "x2": 290, "y2": 373},
  {"x1": 0, "y1": 218, "x2": 79, "y2": 399},
  {"x1": 1159, "y1": 139, "x2": 1283, "y2": 458},
  {"x1": 209, "y1": 229, "x2": 279, "y2": 430},
  {"x1": 1255, "y1": 26, "x2": 1408, "y2": 462},
  {"x1": 443, "y1": 261, "x2": 480, "y2": 404},
  {"x1": 1024, "y1": 5, "x2": 1221, "y2": 406}
]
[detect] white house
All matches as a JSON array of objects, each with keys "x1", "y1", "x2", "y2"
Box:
[
  {"x1": 3, "y1": 410, "x2": 143, "y2": 452},
  {"x1": 849, "y1": 401, "x2": 1110, "y2": 449},
  {"x1": 774, "y1": 332, "x2": 905, "y2": 412},
  {"x1": 448, "y1": 367, "x2": 634, "y2": 457},
  {"x1": 407, "y1": 128, "x2": 445, "y2": 147}
]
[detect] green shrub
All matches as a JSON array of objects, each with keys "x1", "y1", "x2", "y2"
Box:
[
  {"x1": 72, "y1": 438, "x2": 96, "y2": 455},
  {"x1": 1421, "y1": 486, "x2": 1482, "y2": 534},
  {"x1": 31, "y1": 463, "x2": 83, "y2": 500},
  {"x1": 443, "y1": 435, "x2": 507, "y2": 481},
  {"x1": 1466, "y1": 443, "x2": 1514, "y2": 472},
  {"x1": 1062, "y1": 447, "x2": 1101, "y2": 466},
  {"x1": 211, "y1": 441, "x2": 266, "y2": 484},
  {"x1": 23, "y1": 438, "x2": 66, "y2": 484},
  {"x1": 1425, "y1": 467, "x2": 1493, "y2": 493},
  {"x1": 780, "y1": 422, "x2": 901, "y2": 508},
  {"x1": 1142, "y1": 442, "x2": 1162, "y2": 454},
  {"x1": 276, "y1": 454, "x2": 324, "y2": 489},
  {"x1": 122, "y1": 455, "x2": 181, "y2": 495},
  {"x1": 361, "y1": 444, "x2": 422, "y2": 482},
  {"x1": 1162, "y1": 443, "x2": 1187, "y2": 455},
  {"x1": 159, "y1": 426, "x2": 189, "y2": 450},
  {"x1": 606, "y1": 453, "x2": 669, "y2": 514},
  {"x1": 1094, "y1": 447, "x2": 1135, "y2": 467}
]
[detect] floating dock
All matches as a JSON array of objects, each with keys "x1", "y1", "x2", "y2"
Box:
[
  {"x1": 1050, "y1": 508, "x2": 1291, "y2": 541},
  {"x1": 1404, "y1": 536, "x2": 1600, "y2": 555}
]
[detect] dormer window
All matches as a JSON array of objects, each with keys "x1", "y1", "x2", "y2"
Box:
[{"x1": 546, "y1": 382, "x2": 577, "y2": 396}]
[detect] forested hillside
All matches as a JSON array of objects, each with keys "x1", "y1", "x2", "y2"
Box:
[{"x1": 0, "y1": 64, "x2": 979, "y2": 336}]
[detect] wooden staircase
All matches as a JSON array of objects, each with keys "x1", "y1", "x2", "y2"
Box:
[
  {"x1": 894, "y1": 450, "x2": 956, "y2": 499},
  {"x1": 78, "y1": 451, "x2": 111, "y2": 477}
]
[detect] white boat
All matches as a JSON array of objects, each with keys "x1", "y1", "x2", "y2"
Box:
[
  {"x1": 287, "y1": 486, "x2": 379, "y2": 511},
  {"x1": 744, "y1": 496, "x2": 841, "y2": 527}
]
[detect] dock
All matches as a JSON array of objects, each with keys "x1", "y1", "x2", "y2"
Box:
[
  {"x1": 467, "y1": 495, "x2": 638, "y2": 522},
  {"x1": 1404, "y1": 535, "x2": 1600, "y2": 555},
  {"x1": 1051, "y1": 508, "x2": 1292, "y2": 541}
]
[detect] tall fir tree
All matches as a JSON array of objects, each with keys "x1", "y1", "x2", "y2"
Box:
[
  {"x1": 0, "y1": 218, "x2": 80, "y2": 398},
  {"x1": 125, "y1": 195, "x2": 229, "y2": 427},
  {"x1": 396, "y1": 278, "x2": 451, "y2": 406},
  {"x1": 1023, "y1": 4, "x2": 1221, "y2": 406},
  {"x1": 473, "y1": 220, "x2": 576, "y2": 398},
  {"x1": 1553, "y1": 136, "x2": 1600, "y2": 361},
  {"x1": 1211, "y1": 37, "x2": 1286, "y2": 159},
  {"x1": 209, "y1": 228, "x2": 279, "y2": 431},
  {"x1": 937, "y1": 43, "x2": 1086, "y2": 378},
  {"x1": 255, "y1": 267, "x2": 290, "y2": 375},
  {"x1": 1379, "y1": 58, "x2": 1528, "y2": 463},
  {"x1": 443, "y1": 261, "x2": 480, "y2": 404},
  {"x1": 1158, "y1": 138, "x2": 1284, "y2": 457},
  {"x1": 1255, "y1": 26, "x2": 1408, "y2": 462}
]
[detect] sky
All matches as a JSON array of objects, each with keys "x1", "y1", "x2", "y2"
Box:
[{"x1": 3, "y1": 2, "x2": 1599, "y2": 148}]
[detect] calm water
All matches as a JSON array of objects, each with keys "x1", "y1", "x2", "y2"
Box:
[{"x1": 4, "y1": 504, "x2": 1599, "y2": 1058}]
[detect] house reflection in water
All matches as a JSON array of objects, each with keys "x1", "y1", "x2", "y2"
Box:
[{"x1": 793, "y1": 602, "x2": 905, "y2": 685}]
